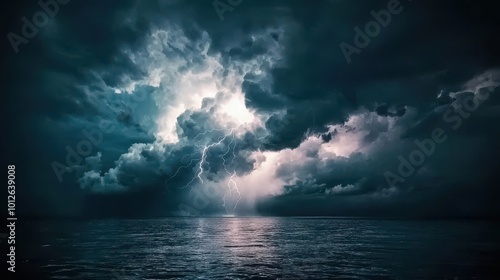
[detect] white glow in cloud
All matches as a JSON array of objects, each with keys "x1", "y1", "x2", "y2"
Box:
[{"x1": 119, "y1": 26, "x2": 282, "y2": 143}]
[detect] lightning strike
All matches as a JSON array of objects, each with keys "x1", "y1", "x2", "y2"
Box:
[
  {"x1": 221, "y1": 134, "x2": 241, "y2": 213},
  {"x1": 166, "y1": 125, "x2": 243, "y2": 213}
]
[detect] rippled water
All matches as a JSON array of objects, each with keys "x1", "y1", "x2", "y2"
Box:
[{"x1": 15, "y1": 218, "x2": 500, "y2": 279}]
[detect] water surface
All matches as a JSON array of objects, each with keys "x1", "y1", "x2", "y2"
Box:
[{"x1": 16, "y1": 217, "x2": 500, "y2": 279}]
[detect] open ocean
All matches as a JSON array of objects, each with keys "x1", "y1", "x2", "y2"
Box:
[{"x1": 12, "y1": 218, "x2": 500, "y2": 279}]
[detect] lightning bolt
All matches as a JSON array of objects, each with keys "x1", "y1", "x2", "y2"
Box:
[
  {"x1": 164, "y1": 128, "x2": 227, "y2": 190},
  {"x1": 192, "y1": 127, "x2": 225, "y2": 142},
  {"x1": 221, "y1": 133, "x2": 241, "y2": 213},
  {"x1": 164, "y1": 152, "x2": 201, "y2": 190},
  {"x1": 166, "y1": 125, "x2": 243, "y2": 213},
  {"x1": 190, "y1": 129, "x2": 235, "y2": 189}
]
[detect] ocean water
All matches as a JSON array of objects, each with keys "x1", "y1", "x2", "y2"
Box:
[{"x1": 13, "y1": 218, "x2": 500, "y2": 279}]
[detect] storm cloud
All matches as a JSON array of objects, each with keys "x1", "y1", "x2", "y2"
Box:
[{"x1": 3, "y1": 0, "x2": 500, "y2": 217}]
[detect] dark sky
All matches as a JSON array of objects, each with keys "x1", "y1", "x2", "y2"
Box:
[{"x1": 2, "y1": 0, "x2": 500, "y2": 218}]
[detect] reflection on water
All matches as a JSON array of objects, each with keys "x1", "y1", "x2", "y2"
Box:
[{"x1": 16, "y1": 218, "x2": 500, "y2": 279}]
